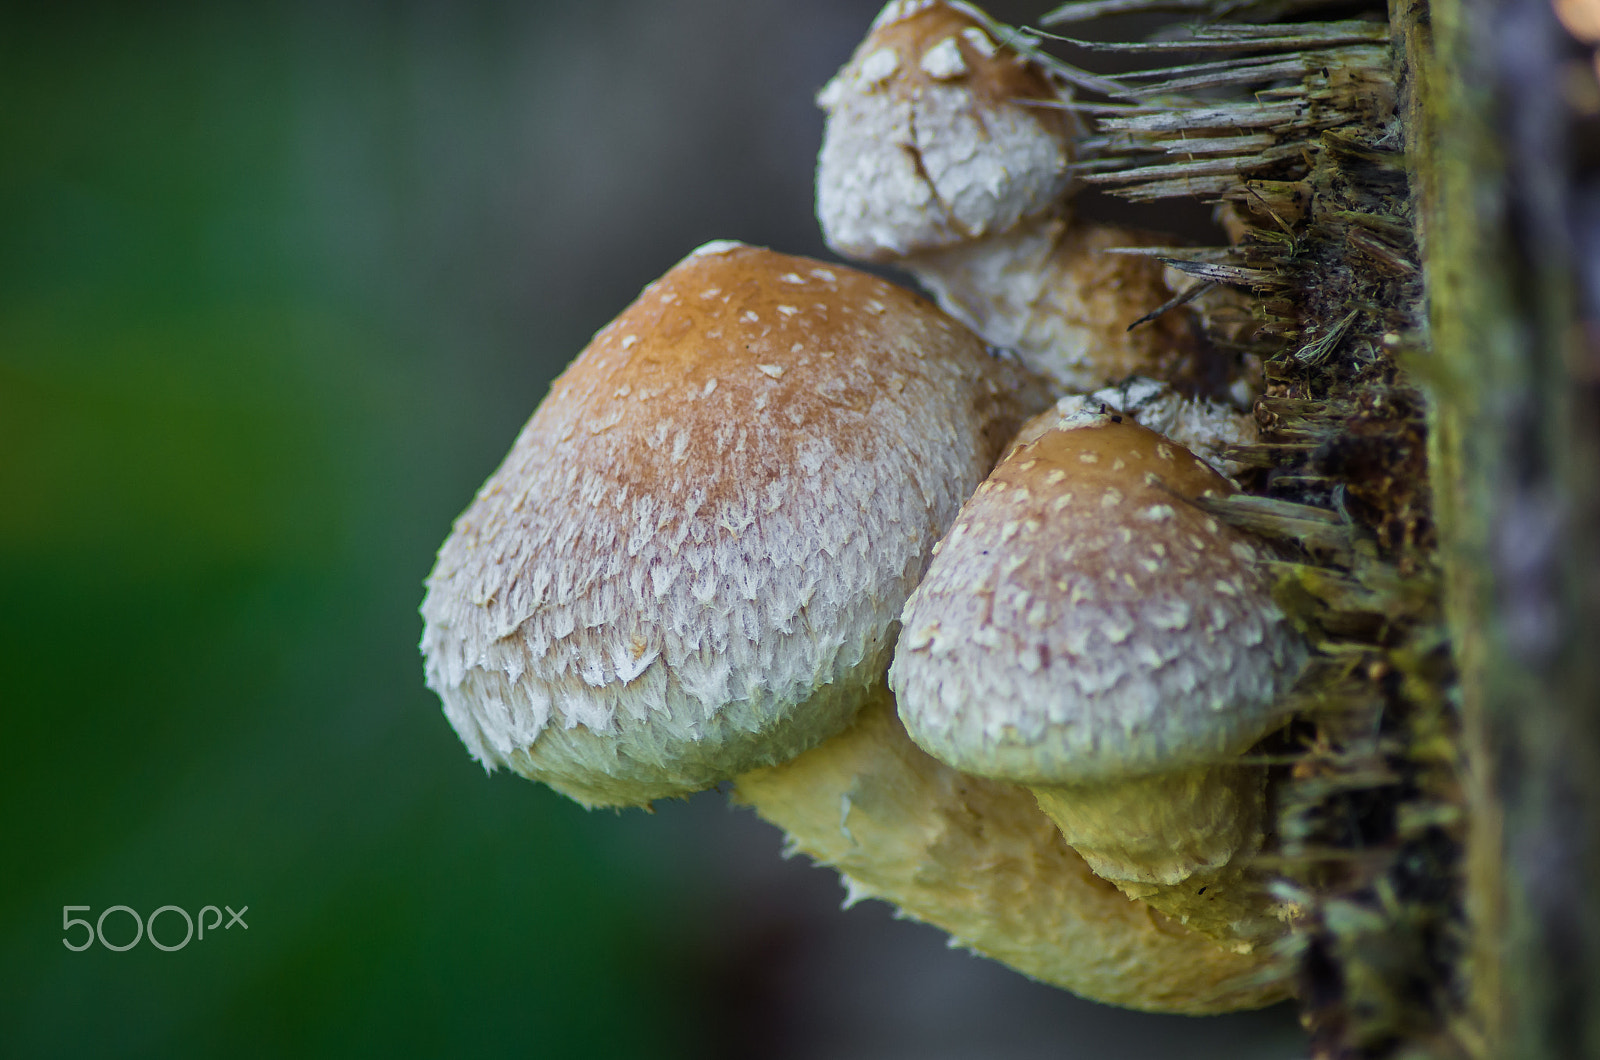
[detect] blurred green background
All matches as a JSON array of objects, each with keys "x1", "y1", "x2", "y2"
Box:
[{"x1": 0, "y1": 2, "x2": 1307, "y2": 1057}]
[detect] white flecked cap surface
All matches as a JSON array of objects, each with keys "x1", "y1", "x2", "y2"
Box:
[
  {"x1": 891, "y1": 405, "x2": 1306, "y2": 785},
  {"x1": 816, "y1": 0, "x2": 1077, "y2": 262}
]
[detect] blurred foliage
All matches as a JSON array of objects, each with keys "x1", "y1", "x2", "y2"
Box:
[{"x1": 0, "y1": 4, "x2": 700, "y2": 1056}]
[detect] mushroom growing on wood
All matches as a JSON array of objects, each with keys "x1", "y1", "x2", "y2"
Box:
[
  {"x1": 419, "y1": 240, "x2": 1048, "y2": 808},
  {"x1": 890, "y1": 402, "x2": 1308, "y2": 944},
  {"x1": 816, "y1": 0, "x2": 1232, "y2": 398}
]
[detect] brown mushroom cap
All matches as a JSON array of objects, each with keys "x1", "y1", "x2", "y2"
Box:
[
  {"x1": 891, "y1": 404, "x2": 1306, "y2": 786},
  {"x1": 420, "y1": 241, "x2": 1048, "y2": 808},
  {"x1": 816, "y1": 0, "x2": 1077, "y2": 263}
]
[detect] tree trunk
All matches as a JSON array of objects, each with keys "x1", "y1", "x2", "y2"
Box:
[{"x1": 1408, "y1": 0, "x2": 1600, "y2": 1054}]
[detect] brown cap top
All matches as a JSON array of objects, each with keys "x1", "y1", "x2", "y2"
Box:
[
  {"x1": 420, "y1": 241, "x2": 1049, "y2": 807},
  {"x1": 890, "y1": 404, "x2": 1306, "y2": 785},
  {"x1": 816, "y1": 1, "x2": 1077, "y2": 263}
]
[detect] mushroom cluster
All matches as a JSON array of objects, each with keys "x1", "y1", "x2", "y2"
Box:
[
  {"x1": 810, "y1": 0, "x2": 1308, "y2": 934},
  {"x1": 421, "y1": 0, "x2": 1313, "y2": 1017}
]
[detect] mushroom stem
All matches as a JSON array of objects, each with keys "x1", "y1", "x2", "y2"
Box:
[
  {"x1": 1028, "y1": 764, "x2": 1264, "y2": 886},
  {"x1": 900, "y1": 214, "x2": 1213, "y2": 395},
  {"x1": 1028, "y1": 765, "x2": 1291, "y2": 947},
  {"x1": 897, "y1": 213, "x2": 1059, "y2": 351},
  {"x1": 734, "y1": 690, "x2": 1292, "y2": 1014}
]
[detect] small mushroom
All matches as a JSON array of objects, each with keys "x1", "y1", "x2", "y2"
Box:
[
  {"x1": 816, "y1": 2, "x2": 1238, "y2": 399},
  {"x1": 735, "y1": 689, "x2": 1292, "y2": 1013},
  {"x1": 815, "y1": 0, "x2": 1078, "y2": 266},
  {"x1": 890, "y1": 403, "x2": 1308, "y2": 944},
  {"x1": 420, "y1": 240, "x2": 1048, "y2": 808}
]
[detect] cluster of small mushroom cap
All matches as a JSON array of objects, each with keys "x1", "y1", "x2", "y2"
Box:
[
  {"x1": 421, "y1": 0, "x2": 1309, "y2": 1016},
  {"x1": 815, "y1": 0, "x2": 1254, "y2": 411}
]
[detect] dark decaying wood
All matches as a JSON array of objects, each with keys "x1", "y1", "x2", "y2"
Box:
[{"x1": 1031, "y1": 0, "x2": 1600, "y2": 1052}]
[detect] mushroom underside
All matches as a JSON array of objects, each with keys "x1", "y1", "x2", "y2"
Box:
[{"x1": 733, "y1": 690, "x2": 1292, "y2": 1013}]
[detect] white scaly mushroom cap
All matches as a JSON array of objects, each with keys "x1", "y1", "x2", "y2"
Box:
[
  {"x1": 891, "y1": 403, "x2": 1307, "y2": 785},
  {"x1": 816, "y1": 0, "x2": 1078, "y2": 263},
  {"x1": 420, "y1": 241, "x2": 1049, "y2": 808}
]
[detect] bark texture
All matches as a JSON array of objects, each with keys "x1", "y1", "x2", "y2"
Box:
[{"x1": 1409, "y1": 0, "x2": 1600, "y2": 1054}]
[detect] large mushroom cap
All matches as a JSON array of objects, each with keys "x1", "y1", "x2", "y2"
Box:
[
  {"x1": 816, "y1": 0, "x2": 1077, "y2": 263},
  {"x1": 891, "y1": 403, "x2": 1307, "y2": 786},
  {"x1": 421, "y1": 241, "x2": 1047, "y2": 807}
]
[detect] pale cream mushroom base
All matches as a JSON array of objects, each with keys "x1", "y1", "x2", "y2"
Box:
[
  {"x1": 891, "y1": 405, "x2": 1308, "y2": 945},
  {"x1": 735, "y1": 691, "x2": 1290, "y2": 1014}
]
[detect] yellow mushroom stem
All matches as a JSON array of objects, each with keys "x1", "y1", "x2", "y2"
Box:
[
  {"x1": 1028, "y1": 765, "x2": 1291, "y2": 948},
  {"x1": 733, "y1": 690, "x2": 1290, "y2": 1014}
]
